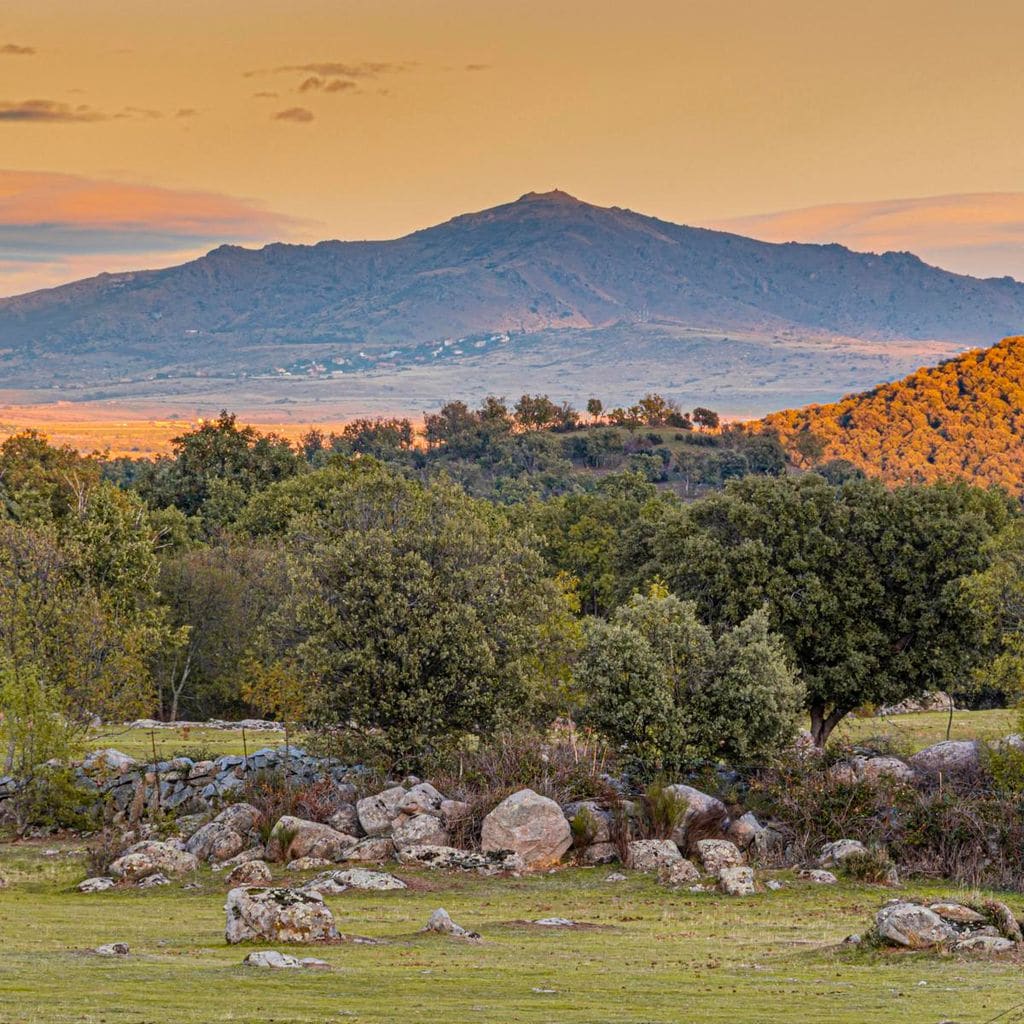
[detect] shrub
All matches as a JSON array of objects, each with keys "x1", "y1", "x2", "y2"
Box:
[
  {"x1": 638, "y1": 779, "x2": 688, "y2": 839},
  {"x1": 84, "y1": 829, "x2": 125, "y2": 877},
  {"x1": 8, "y1": 766, "x2": 98, "y2": 833},
  {"x1": 840, "y1": 846, "x2": 897, "y2": 884}
]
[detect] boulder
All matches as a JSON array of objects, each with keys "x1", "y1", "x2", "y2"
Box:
[
  {"x1": 953, "y1": 935, "x2": 1017, "y2": 954},
  {"x1": 817, "y1": 839, "x2": 867, "y2": 868},
  {"x1": 861, "y1": 756, "x2": 916, "y2": 784},
  {"x1": 581, "y1": 842, "x2": 619, "y2": 865},
  {"x1": 875, "y1": 901, "x2": 956, "y2": 948},
  {"x1": 658, "y1": 858, "x2": 701, "y2": 888},
  {"x1": 929, "y1": 902, "x2": 985, "y2": 925},
  {"x1": 227, "y1": 860, "x2": 272, "y2": 887},
  {"x1": 626, "y1": 839, "x2": 682, "y2": 873},
  {"x1": 696, "y1": 839, "x2": 743, "y2": 875},
  {"x1": 424, "y1": 908, "x2": 480, "y2": 939},
  {"x1": 984, "y1": 900, "x2": 1023, "y2": 943},
  {"x1": 78, "y1": 876, "x2": 115, "y2": 893},
  {"x1": 480, "y1": 789, "x2": 572, "y2": 869},
  {"x1": 225, "y1": 886, "x2": 338, "y2": 944},
  {"x1": 243, "y1": 950, "x2": 301, "y2": 968},
  {"x1": 395, "y1": 844, "x2": 524, "y2": 874},
  {"x1": 312, "y1": 868, "x2": 406, "y2": 892},
  {"x1": 718, "y1": 866, "x2": 756, "y2": 896},
  {"x1": 109, "y1": 841, "x2": 198, "y2": 881},
  {"x1": 725, "y1": 812, "x2": 763, "y2": 852},
  {"x1": 83, "y1": 749, "x2": 136, "y2": 773},
  {"x1": 664, "y1": 784, "x2": 729, "y2": 849},
  {"x1": 213, "y1": 847, "x2": 267, "y2": 872},
  {"x1": 213, "y1": 802, "x2": 260, "y2": 835},
  {"x1": 398, "y1": 783, "x2": 445, "y2": 817},
  {"x1": 326, "y1": 805, "x2": 362, "y2": 837},
  {"x1": 391, "y1": 813, "x2": 450, "y2": 850},
  {"x1": 908, "y1": 740, "x2": 980, "y2": 776},
  {"x1": 563, "y1": 801, "x2": 612, "y2": 844},
  {"x1": 285, "y1": 856, "x2": 334, "y2": 872},
  {"x1": 440, "y1": 799, "x2": 471, "y2": 829},
  {"x1": 356, "y1": 786, "x2": 406, "y2": 836},
  {"x1": 265, "y1": 816, "x2": 356, "y2": 863},
  {"x1": 185, "y1": 821, "x2": 246, "y2": 863},
  {"x1": 340, "y1": 836, "x2": 395, "y2": 863}
]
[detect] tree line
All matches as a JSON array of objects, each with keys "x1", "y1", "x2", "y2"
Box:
[{"x1": 3, "y1": 405, "x2": 1024, "y2": 780}]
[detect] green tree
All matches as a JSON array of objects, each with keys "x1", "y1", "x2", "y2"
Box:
[{"x1": 649, "y1": 475, "x2": 1011, "y2": 745}]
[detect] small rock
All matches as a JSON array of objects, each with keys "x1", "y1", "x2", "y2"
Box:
[
  {"x1": 984, "y1": 900, "x2": 1023, "y2": 943},
  {"x1": 696, "y1": 839, "x2": 743, "y2": 875},
  {"x1": 78, "y1": 876, "x2": 115, "y2": 893},
  {"x1": 953, "y1": 935, "x2": 1016, "y2": 954},
  {"x1": 137, "y1": 872, "x2": 171, "y2": 888},
  {"x1": 226, "y1": 860, "x2": 273, "y2": 886},
  {"x1": 718, "y1": 866, "x2": 756, "y2": 896},
  {"x1": 657, "y1": 858, "x2": 701, "y2": 888},
  {"x1": 626, "y1": 839, "x2": 682, "y2": 873},
  {"x1": 94, "y1": 943, "x2": 129, "y2": 956},
  {"x1": 424, "y1": 908, "x2": 480, "y2": 939},
  {"x1": 534, "y1": 917, "x2": 577, "y2": 927},
  {"x1": 304, "y1": 868, "x2": 406, "y2": 894},
  {"x1": 605, "y1": 872, "x2": 627, "y2": 882},
  {"x1": 797, "y1": 869, "x2": 837, "y2": 885},
  {"x1": 817, "y1": 839, "x2": 867, "y2": 868},
  {"x1": 243, "y1": 950, "x2": 301, "y2": 969},
  {"x1": 285, "y1": 856, "x2": 334, "y2": 872},
  {"x1": 765, "y1": 879, "x2": 783, "y2": 891}
]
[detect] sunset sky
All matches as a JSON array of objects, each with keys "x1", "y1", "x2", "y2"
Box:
[{"x1": 3, "y1": 0, "x2": 1024, "y2": 294}]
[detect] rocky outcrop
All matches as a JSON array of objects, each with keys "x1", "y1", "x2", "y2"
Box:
[
  {"x1": 225, "y1": 886, "x2": 338, "y2": 944},
  {"x1": 481, "y1": 789, "x2": 571, "y2": 869},
  {"x1": 395, "y1": 845, "x2": 523, "y2": 874}
]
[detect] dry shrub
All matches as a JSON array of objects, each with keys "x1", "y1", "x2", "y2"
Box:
[
  {"x1": 84, "y1": 828, "x2": 125, "y2": 877},
  {"x1": 749, "y1": 749, "x2": 1024, "y2": 890},
  {"x1": 237, "y1": 770, "x2": 346, "y2": 844},
  {"x1": 678, "y1": 805, "x2": 729, "y2": 858}
]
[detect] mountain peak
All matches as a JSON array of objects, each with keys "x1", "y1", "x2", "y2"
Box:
[{"x1": 515, "y1": 189, "x2": 585, "y2": 206}]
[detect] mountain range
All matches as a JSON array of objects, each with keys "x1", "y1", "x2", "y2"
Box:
[{"x1": 2, "y1": 190, "x2": 1023, "y2": 416}]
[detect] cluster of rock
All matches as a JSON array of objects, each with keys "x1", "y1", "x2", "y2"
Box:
[
  {"x1": 0, "y1": 744, "x2": 348, "y2": 822},
  {"x1": 876, "y1": 692, "x2": 953, "y2": 716},
  {"x1": 126, "y1": 719, "x2": 284, "y2": 731},
  {"x1": 873, "y1": 898, "x2": 1023, "y2": 954}
]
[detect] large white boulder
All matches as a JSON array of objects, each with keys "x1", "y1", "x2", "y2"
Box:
[
  {"x1": 109, "y1": 841, "x2": 198, "y2": 881},
  {"x1": 391, "y1": 813, "x2": 450, "y2": 850},
  {"x1": 225, "y1": 886, "x2": 338, "y2": 944},
  {"x1": 356, "y1": 786, "x2": 406, "y2": 836},
  {"x1": 480, "y1": 789, "x2": 571, "y2": 869},
  {"x1": 908, "y1": 740, "x2": 980, "y2": 776}
]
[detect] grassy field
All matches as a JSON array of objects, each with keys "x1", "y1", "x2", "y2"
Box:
[
  {"x1": 84, "y1": 708, "x2": 1020, "y2": 765},
  {"x1": 0, "y1": 841, "x2": 1021, "y2": 1024}
]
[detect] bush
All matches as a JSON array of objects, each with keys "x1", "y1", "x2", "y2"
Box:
[
  {"x1": 638, "y1": 779, "x2": 688, "y2": 839},
  {"x1": 8, "y1": 766, "x2": 98, "y2": 833}
]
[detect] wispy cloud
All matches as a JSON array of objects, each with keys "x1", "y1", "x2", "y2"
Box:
[
  {"x1": 0, "y1": 99, "x2": 107, "y2": 122},
  {"x1": 273, "y1": 106, "x2": 314, "y2": 123},
  {"x1": 297, "y1": 76, "x2": 357, "y2": 94},
  {"x1": 0, "y1": 43, "x2": 34, "y2": 56},
  {"x1": 246, "y1": 60, "x2": 409, "y2": 79},
  {"x1": 176, "y1": 108, "x2": 198, "y2": 118},
  {"x1": 712, "y1": 193, "x2": 1024, "y2": 282},
  {"x1": 0, "y1": 169, "x2": 308, "y2": 296}
]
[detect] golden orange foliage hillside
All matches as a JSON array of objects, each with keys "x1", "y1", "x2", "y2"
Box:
[{"x1": 762, "y1": 335, "x2": 1024, "y2": 493}]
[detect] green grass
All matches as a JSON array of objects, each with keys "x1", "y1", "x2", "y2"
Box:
[
  {"x1": 84, "y1": 726, "x2": 287, "y2": 761},
  {"x1": 834, "y1": 708, "x2": 1018, "y2": 754},
  {"x1": 84, "y1": 708, "x2": 1020, "y2": 767},
  {"x1": 0, "y1": 841, "x2": 1021, "y2": 1023}
]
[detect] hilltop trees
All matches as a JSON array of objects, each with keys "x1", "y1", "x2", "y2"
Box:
[{"x1": 649, "y1": 475, "x2": 1012, "y2": 745}]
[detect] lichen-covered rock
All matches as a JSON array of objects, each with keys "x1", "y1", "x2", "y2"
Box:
[
  {"x1": 696, "y1": 839, "x2": 743, "y2": 875},
  {"x1": 908, "y1": 740, "x2": 980, "y2": 776},
  {"x1": 797, "y1": 869, "x2": 837, "y2": 884},
  {"x1": 109, "y1": 841, "x2": 198, "y2": 881},
  {"x1": 226, "y1": 860, "x2": 272, "y2": 886},
  {"x1": 243, "y1": 950, "x2": 302, "y2": 968},
  {"x1": 481, "y1": 789, "x2": 571, "y2": 869},
  {"x1": 185, "y1": 821, "x2": 246, "y2": 863},
  {"x1": 929, "y1": 902, "x2": 985, "y2": 925},
  {"x1": 582, "y1": 842, "x2": 618, "y2": 865},
  {"x1": 395, "y1": 844, "x2": 524, "y2": 874},
  {"x1": 658, "y1": 858, "x2": 701, "y2": 887},
  {"x1": 875, "y1": 901, "x2": 956, "y2": 948},
  {"x1": 626, "y1": 839, "x2": 682, "y2": 873},
  {"x1": 224, "y1": 886, "x2": 338, "y2": 944},
  {"x1": 817, "y1": 839, "x2": 867, "y2": 868},
  {"x1": 137, "y1": 872, "x2": 171, "y2": 888},
  {"x1": 398, "y1": 783, "x2": 445, "y2": 817},
  {"x1": 952, "y1": 935, "x2": 1016, "y2": 954},
  {"x1": 356, "y1": 786, "x2": 406, "y2": 836},
  {"x1": 307, "y1": 868, "x2": 407, "y2": 893},
  {"x1": 326, "y1": 805, "x2": 361, "y2": 837},
  {"x1": 78, "y1": 876, "x2": 115, "y2": 893},
  {"x1": 861, "y1": 756, "x2": 916, "y2": 783},
  {"x1": 265, "y1": 816, "x2": 356, "y2": 863},
  {"x1": 285, "y1": 856, "x2": 334, "y2": 872},
  {"x1": 391, "y1": 813, "x2": 450, "y2": 850},
  {"x1": 213, "y1": 802, "x2": 260, "y2": 835},
  {"x1": 718, "y1": 866, "x2": 756, "y2": 896},
  {"x1": 984, "y1": 900, "x2": 1023, "y2": 943}
]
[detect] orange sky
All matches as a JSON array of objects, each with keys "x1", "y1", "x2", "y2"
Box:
[{"x1": 2, "y1": 0, "x2": 1024, "y2": 293}]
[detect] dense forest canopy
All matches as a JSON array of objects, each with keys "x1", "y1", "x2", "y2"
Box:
[{"x1": 763, "y1": 335, "x2": 1024, "y2": 494}]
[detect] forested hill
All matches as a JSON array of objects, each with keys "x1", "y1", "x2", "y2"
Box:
[{"x1": 762, "y1": 335, "x2": 1024, "y2": 493}]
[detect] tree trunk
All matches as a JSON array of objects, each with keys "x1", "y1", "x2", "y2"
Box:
[{"x1": 809, "y1": 702, "x2": 849, "y2": 748}]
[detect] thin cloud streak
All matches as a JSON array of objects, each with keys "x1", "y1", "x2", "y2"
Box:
[
  {"x1": 0, "y1": 100, "x2": 107, "y2": 122},
  {"x1": 273, "y1": 107, "x2": 314, "y2": 122},
  {"x1": 0, "y1": 43, "x2": 34, "y2": 56},
  {"x1": 713, "y1": 193, "x2": 1024, "y2": 281}
]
